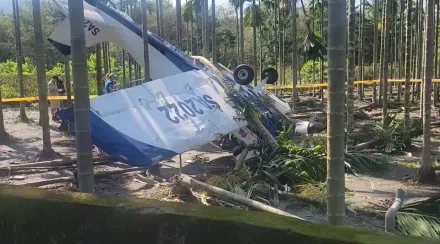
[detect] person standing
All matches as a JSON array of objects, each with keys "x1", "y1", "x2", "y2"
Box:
[
  {"x1": 55, "y1": 75, "x2": 66, "y2": 108},
  {"x1": 48, "y1": 75, "x2": 61, "y2": 121},
  {"x1": 105, "y1": 73, "x2": 118, "y2": 93}
]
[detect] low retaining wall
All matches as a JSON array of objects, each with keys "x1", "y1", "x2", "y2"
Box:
[{"x1": 0, "y1": 185, "x2": 434, "y2": 243}]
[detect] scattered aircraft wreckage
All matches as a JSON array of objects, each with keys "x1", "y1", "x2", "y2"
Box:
[{"x1": 49, "y1": 0, "x2": 326, "y2": 169}]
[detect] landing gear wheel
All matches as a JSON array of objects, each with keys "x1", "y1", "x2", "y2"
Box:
[
  {"x1": 262, "y1": 67, "x2": 278, "y2": 84},
  {"x1": 233, "y1": 64, "x2": 255, "y2": 85}
]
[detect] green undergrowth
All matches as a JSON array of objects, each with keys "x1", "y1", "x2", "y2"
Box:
[
  {"x1": 354, "y1": 113, "x2": 423, "y2": 154},
  {"x1": 205, "y1": 125, "x2": 389, "y2": 205},
  {"x1": 0, "y1": 73, "x2": 98, "y2": 98},
  {"x1": 396, "y1": 194, "x2": 440, "y2": 239}
]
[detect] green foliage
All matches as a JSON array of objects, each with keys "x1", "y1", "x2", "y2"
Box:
[
  {"x1": 355, "y1": 114, "x2": 423, "y2": 154},
  {"x1": 300, "y1": 60, "x2": 328, "y2": 84},
  {"x1": 396, "y1": 195, "x2": 440, "y2": 239},
  {"x1": 255, "y1": 126, "x2": 388, "y2": 187},
  {"x1": 344, "y1": 152, "x2": 388, "y2": 175},
  {"x1": 0, "y1": 58, "x2": 36, "y2": 75},
  {"x1": 0, "y1": 53, "x2": 129, "y2": 97}
]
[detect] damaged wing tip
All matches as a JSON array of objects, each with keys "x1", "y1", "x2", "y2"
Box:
[{"x1": 47, "y1": 38, "x2": 71, "y2": 56}]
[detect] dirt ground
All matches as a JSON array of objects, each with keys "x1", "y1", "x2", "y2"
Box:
[{"x1": 0, "y1": 104, "x2": 438, "y2": 231}]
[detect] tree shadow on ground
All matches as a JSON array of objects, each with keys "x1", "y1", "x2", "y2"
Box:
[
  {"x1": 2, "y1": 135, "x2": 41, "y2": 159},
  {"x1": 52, "y1": 139, "x2": 76, "y2": 148},
  {"x1": 193, "y1": 143, "x2": 227, "y2": 153},
  {"x1": 159, "y1": 155, "x2": 234, "y2": 180}
]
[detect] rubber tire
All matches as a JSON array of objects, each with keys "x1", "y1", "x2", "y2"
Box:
[
  {"x1": 233, "y1": 64, "x2": 255, "y2": 85},
  {"x1": 262, "y1": 67, "x2": 278, "y2": 84}
]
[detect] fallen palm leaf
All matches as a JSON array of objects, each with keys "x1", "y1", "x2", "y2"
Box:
[{"x1": 396, "y1": 195, "x2": 440, "y2": 239}]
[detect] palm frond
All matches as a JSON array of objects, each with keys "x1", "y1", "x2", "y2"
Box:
[
  {"x1": 400, "y1": 195, "x2": 440, "y2": 216},
  {"x1": 344, "y1": 152, "x2": 388, "y2": 174},
  {"x1": 244, "y1": 4, "x2": 262, "y2": 27},
  {"x1": 182, "y1": 0, "x2": 195, "y2": 22},
  {"x1": 355, "y1": 113, "x2": 422, "y2": 154},
  {"x1": 299, "y1": 31, "x2": 327, "y2": 61},
  {"x1": 396, "y1": 212, "x2": 440, "y2": 239},
  {"x1": 396, "y1": 195, "x2": 440, "y2": 238},
  {"x1": 254, "y1": 125, "x2": 389, "y2": 187}
]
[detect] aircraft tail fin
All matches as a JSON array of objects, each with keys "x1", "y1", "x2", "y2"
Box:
[{"x1": 48, "y1": 0, "x2": 110, "y2": 56}]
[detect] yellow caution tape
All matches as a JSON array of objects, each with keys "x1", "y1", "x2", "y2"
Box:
[
  {"x1": 2, "y1": 95, "x2": 98, "y2": 103},
  {"x1": 264, "y1": 78, "x2": 432, "y2": 90},
  {"x1": 1, "y1": 78, "x2": 436, "y2": 102}
]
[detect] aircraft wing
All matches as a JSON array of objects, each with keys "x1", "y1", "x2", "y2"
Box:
[{"x1": 57, "y1": 70, "x2": 247, "y2": 167}]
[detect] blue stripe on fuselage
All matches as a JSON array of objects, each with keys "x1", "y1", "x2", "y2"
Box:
[{"x1": 86, "y1": 0, "x2": 196, "y2": 73}]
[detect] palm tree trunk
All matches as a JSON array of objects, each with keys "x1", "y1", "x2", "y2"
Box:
[
  {"x1": 239, "y1": 0, "x2": 244, "y2": 62},
  {"x1": 155, "y1": 0, "x2": 161, "y2": 36},
  {"x1": 379, "y1": 3, "x2": 385, "y2": 104},
  {"x1": 12, "y1": 0, "x2": 27, "y2": 122},
  {"x1": 121, "y1": 0, "x2": 126, "y2": 87},
  {"x1": 403, "y1": 0, "x2": 412, "y2": 145},
  {"x1": 311, "y1": 0, "x2": 315, "y2": 97},
  {"x1": 235, "y1": 8, "x2": 239, "y2": 64},
  {"x1": 282, "y1": 15, "x2": 286, "y2": 85},
  {"x1": 96, "y1": 43, "x2": 103, "y2": 95},
  {"x1": 346, "y1": 0, "x2": 355, "y2": 148},
  {"x1": 177, "y1": 0, "x2": 183, "y2": 48},
  {"x1": 291, "y1": 0, "x2": 297, "y2": 113},
  {"x1": 372, "y1": 0, "x2": 379, "y2": 104},
  {"x1": 319, "y1": 0, "x2": 324, "y2": 100},
  {"x1": 196, "y1": 12, "x2": 201, "y2": 55},
  {"x1": 252, "y1": 0, "x2": 257, "y2": 85},
  {"x1": 64, "y1": 56, "x2": 72, "y2": 106},
  {"x1": 434, "y1": 3, "x2": 439, "y2": 106},
  {"x1": 0, "y1": 75, "x2": 5, "y2": 139},
  {"x1": 202, "y1": 0, "x2": 209, "y2": 58},
  {"x1": 416, "y1": 0, "x2": 423, "y2": 105},
  {"x1": 357, "y1": 0, "x2": 364, "y2": 99},
  {"x1": 128, "y1": 55, "x2": 133, "y2": 80},
  {"x1": 411, "y1": 14, "x2": 417, "y2": 102},
  {"x1": 158, "y1": 0, "x2": 164, "y2": 38},
  {"x1": 326, "y1": 0, "x2": 346, "y2": 226},
  {"x1": 107, "y1": 42, "x2": 112, "y2": 73},
  {"x1": 258, "y1": 0, "x2": 262, "y2": 75},
  {"x1": 122, "y1": 49, "x2": 126, "y2": 87},
  {"x1": 398, "y1": 0, "x2": 404, "y2": 101},
  {"x1": 68, "y1": 0, "x2": 94, "y2": 192},
  {"x1": 274, "y1": 0, "x2": 278, "y2": 83},
  {"x1": 212, "y1": 0, "x2": 217, "y2": 65},
  {"x1": 127, "y1": 4, "x2": 133, "y2": 81},
  {"x1": 419, "y1": 0, "x2": 436, "y2": 183},
  {"x1": 32, "y1": 0, "x2": 53, "y2": 154},
  {"x1": 382, "y1": 0, "x2": 391, "y2": 126},
  {"x1": 141, "y1": 0, "x2": 151, "y2": 81},
  {"x1": 190, "y1": 20, "x2": 194, "y2": 54},
  {"x1": 187, "y1": 20, "x2": 190, "y2": 51},
  {"x1": 278, "y1": 0, "x2": 283, "y2": 86},
  {"x1": 103, "y1": 42, "x2": 109, "y2": 75}
]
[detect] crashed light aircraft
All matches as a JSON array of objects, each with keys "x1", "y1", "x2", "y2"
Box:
[{"x1": 49, "y1": 0, "x2": 314, "y2": 168}]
